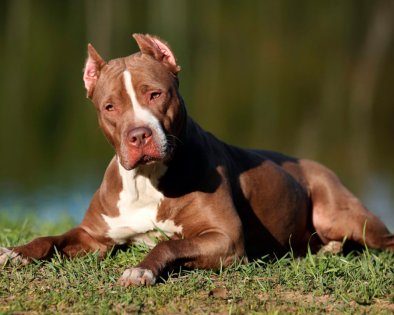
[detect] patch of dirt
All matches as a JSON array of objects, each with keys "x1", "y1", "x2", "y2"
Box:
[{"x1": 208, "y1": 287, "x2": 229, "y2": 299}]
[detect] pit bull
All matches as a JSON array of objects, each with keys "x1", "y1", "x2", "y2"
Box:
[{"x1": 1, "y1": 34, "x2": 393, "y2": 286}]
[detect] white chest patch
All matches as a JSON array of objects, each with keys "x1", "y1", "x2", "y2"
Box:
[{"x1": 102, "y1": 161, "x2": 182, "y2": 246}]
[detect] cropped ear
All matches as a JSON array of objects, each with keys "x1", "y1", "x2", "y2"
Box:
[
  {"x1": 132, "y1": 33, "x2": 181, "y2": 75},
  {"x1": 83, "y1": 44, "x2": 106, "y2": 98}
]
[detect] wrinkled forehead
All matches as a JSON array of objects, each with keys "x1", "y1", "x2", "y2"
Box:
[{"x1": 93, "y1": 53, "x2": 175, "y2": 101}]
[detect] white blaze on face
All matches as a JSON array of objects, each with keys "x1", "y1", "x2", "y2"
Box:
[
  {"x1": 102, "y1": 160, "x2": 183, "y2": 246},
  {"x1": 122, "y1": 70, "x2": 167, "y2": 154}
]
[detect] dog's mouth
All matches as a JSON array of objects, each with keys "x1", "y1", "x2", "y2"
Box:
[
  {"x1": 120, "y1": 150, "x2": 161, "y2": 171},
  {"x1": 133, "y1": 153, "x2": 162, "y2": 168},
  {"x1": 119, "y1": 141, "x2": 169, "y2": 170},
  {"x1": 118, "y1": 127, "x2": 179, "y2": 171}
]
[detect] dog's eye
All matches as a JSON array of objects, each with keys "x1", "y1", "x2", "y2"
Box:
[
  {"x1": 150, "y1": 92, "x2": 161, "y2": 101},
  {"x1": 105, "y1": 104, "x2": 114, "y2": 111}
]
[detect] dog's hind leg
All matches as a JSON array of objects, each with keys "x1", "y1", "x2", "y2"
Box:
[
  {"x1": 0, "y1": 227, "x2": 108, "y2": 265},
  {"x1": 300, "y1": 160, "x2": 394, "y2": 252}
]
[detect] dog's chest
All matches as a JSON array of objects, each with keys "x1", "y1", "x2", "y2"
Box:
[{"x1": 102, "y1": 163, "x2": 182, "y2": 246}]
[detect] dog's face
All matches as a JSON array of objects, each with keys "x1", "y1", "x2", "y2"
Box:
[{"x1": 83, "y1": 34, "x2": 185, "y2": 170}]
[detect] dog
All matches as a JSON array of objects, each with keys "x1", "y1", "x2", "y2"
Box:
[{"x1": 1, "y1": 34, "x2": 393, "y2": 286}]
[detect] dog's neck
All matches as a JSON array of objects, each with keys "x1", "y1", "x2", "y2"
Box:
[{"x1": 117, "y1": 158, "x2": 167, "y2": 188}]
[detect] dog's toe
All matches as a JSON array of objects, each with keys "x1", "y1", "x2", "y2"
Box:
[
  {"x1": 118, "y1": 267, "x2": 156, "y2": 286},
  {"x1": 0, "y1": 247, "x2": 30, "y2": 266},
  {"x1": 318, "y1": 241, "x2": 343, "y2": 255}
]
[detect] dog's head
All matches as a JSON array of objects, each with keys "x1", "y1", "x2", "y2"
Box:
[{"x1": 83, "y1": 34, "x2": 185, "y2": 170}]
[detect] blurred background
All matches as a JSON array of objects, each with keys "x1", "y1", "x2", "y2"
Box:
[{"x1": 0, "y1": 0, "x2": 393, "y2": 229}]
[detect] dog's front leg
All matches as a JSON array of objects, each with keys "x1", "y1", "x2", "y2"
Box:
[
  {"x1": 118, "y1": 231, "x2": 241, "y2": 286},
  {"x1": 0, "y1": 227, "x2": 108, "y2": 265}
]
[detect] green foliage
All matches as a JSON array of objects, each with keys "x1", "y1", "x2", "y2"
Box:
[{"x1": 1, "y1": 217, "x2": 393, "y2": 314}]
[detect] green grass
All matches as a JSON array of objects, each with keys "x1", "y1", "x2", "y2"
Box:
[{"x1": 0, "y1": 216, "x2": 393, "y2": 314}]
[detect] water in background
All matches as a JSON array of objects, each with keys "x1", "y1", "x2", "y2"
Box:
[{"x1": 1, "y1": 172, "x2": 394, "y2": 231}]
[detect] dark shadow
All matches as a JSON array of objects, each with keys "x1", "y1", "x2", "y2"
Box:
[{"x1": 159, "y1": 119, "x2": 315, "y2": 260}]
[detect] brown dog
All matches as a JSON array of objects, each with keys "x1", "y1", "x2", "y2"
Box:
[{"x1": 1, "y1": 34, "x2": 393, "y2": 286}]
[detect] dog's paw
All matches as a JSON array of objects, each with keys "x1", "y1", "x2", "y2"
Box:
[
  {"x1": 318, "y1": 241, "x2": 343, "y2": 255},
  {"x1": 0, "y1": 247, "x2": 30, "y2": 266},
  {"x1": 118, "y1": 267, "x2": 156, "y2": 286}
]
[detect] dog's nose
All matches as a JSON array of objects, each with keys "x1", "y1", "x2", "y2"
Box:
[{"x1": 127, "y1": 127, "x2": 153, "y2": 147}]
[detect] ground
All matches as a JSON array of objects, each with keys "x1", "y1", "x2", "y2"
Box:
[{"x1": 0, "y1": 215, "x2": 393, "y2": 314}]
